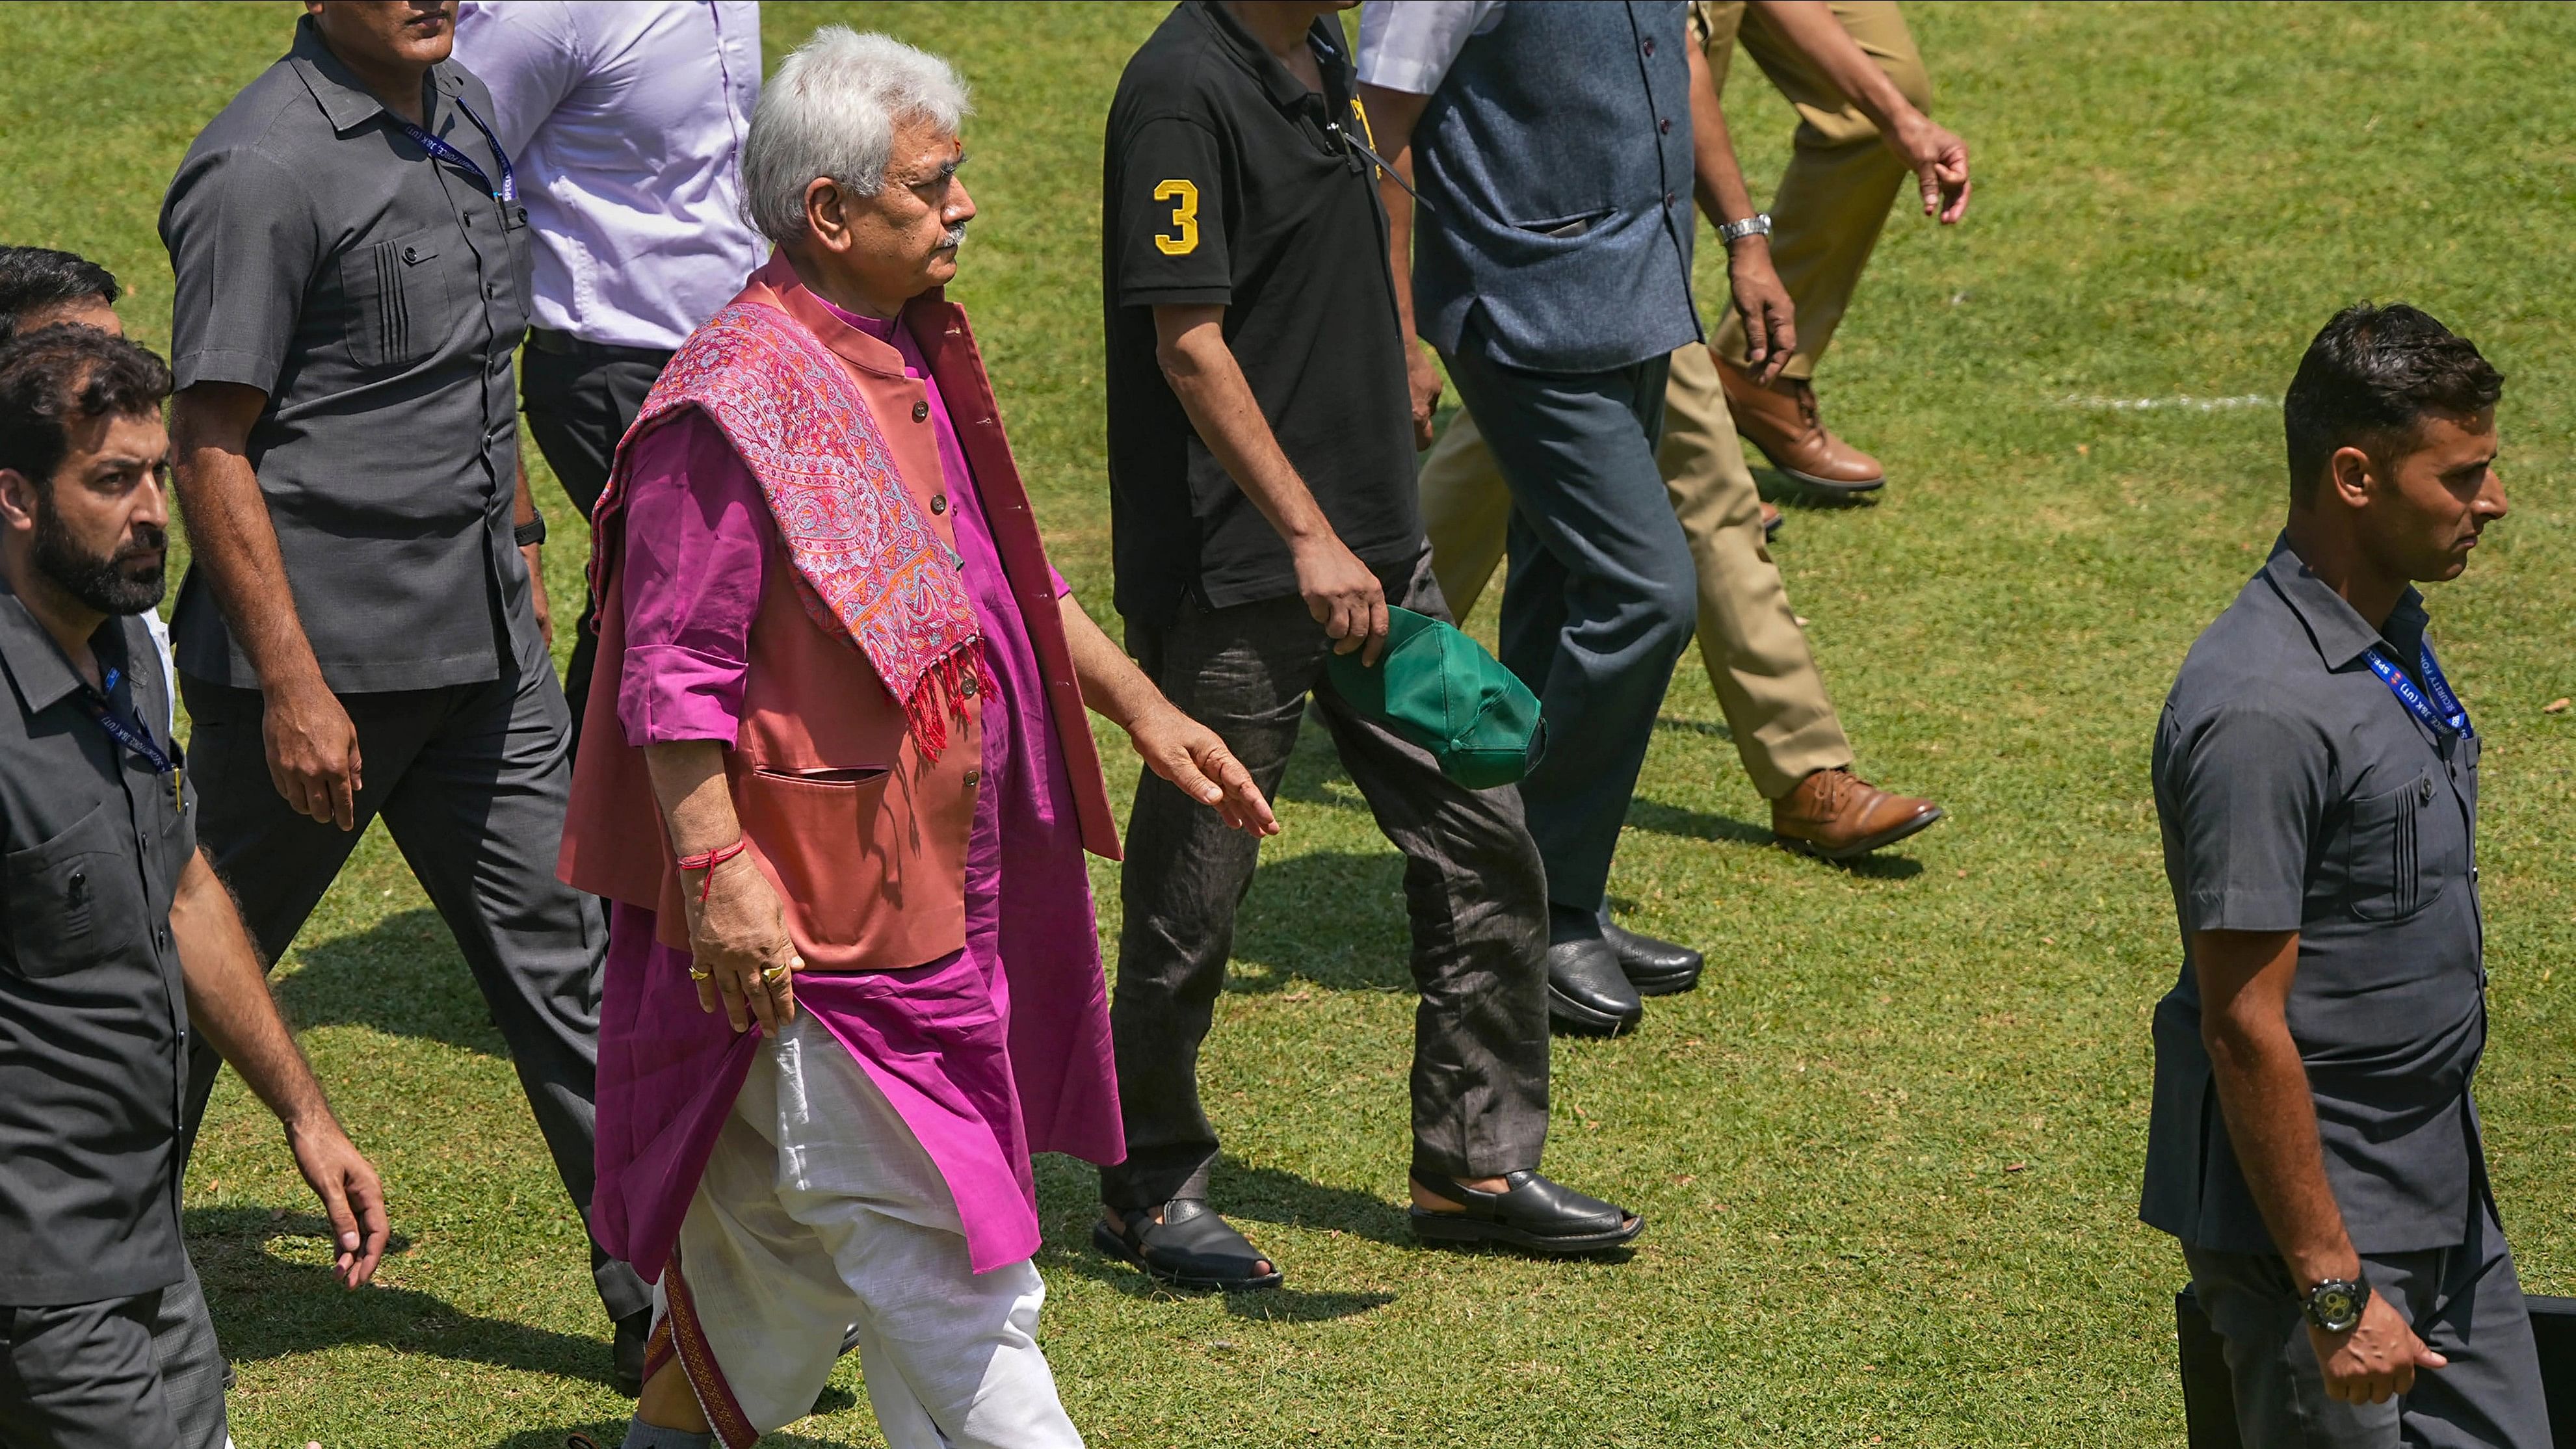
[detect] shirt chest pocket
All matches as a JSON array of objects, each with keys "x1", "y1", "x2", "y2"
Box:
[
  {"x1": 338, "y1": 226, "x2": 458, "y2": 371},
  {"x1": 2339, "y1": 772, "x2": 2465, "y2": 922},
  {"x1": 3, "y1": 802, "x2": 153, "y2": 979}
]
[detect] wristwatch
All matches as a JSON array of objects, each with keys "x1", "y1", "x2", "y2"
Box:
[
  {"x1": 514, "y1": 516, "x2": 548, "y2": 547},
  {"x1": 2303, "y1": 1275, "x2": 2369, "y2": 1335},
  {"x1": 1716, "y1": 212, "x2": 1772, "y2": 246}
]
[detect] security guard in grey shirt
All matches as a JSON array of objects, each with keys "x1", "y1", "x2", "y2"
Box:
[
  {"x1": 158, "y1": 0, "x2": 653, "y2": 1387},
  {"x1": 0, "y1": 329, "x2": 386, "y2": 1448},
  {"x1": 2143, "y1": 304, "x2": 2545, "y2": 1447}
]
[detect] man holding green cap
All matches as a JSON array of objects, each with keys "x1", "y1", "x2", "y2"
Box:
[{"x1": 1095, "y1": 0, "x2": 1648, "y2": 1291}]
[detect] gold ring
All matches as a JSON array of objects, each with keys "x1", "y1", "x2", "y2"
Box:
[
  {"x1": 688, "y1": 964, "x2": 713, "y2": 982},
  {"x1": 763, "y1": 962, "x2": 793, "y2": 985}
]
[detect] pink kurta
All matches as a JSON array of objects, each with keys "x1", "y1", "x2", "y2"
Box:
[{"x1": 589, "y1": 300, "x2": 1121, "y2": 1281}]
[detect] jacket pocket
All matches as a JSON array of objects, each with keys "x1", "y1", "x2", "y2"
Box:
[
  {"x1": 2341, "y1": 774, "x2": 2444, "y2": 922},
  {"x1": 338, "y1": 227, "x2": 454, "y2": 371},
  {"x1": 3, "y1": 803, "x2": 153, "y2": 978},
  {"x1": 1512, "y1": 205, "x2": 1616, "y2": 239},
  {"x1": 734, "y1": 766, "x2": 893, "y2": 948}
]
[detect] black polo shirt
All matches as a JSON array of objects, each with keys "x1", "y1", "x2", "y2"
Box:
[
  {"x1": 160, "y1": 15, "x2": 536, "y2": 693},
  {"x1": 2142, "y1": 536, "x2": 2484, "y2": 1256},
  {"x1": 1102, "y1": 1, "x2": 1421, "y2": 627},
  {"x1": 0, "y1": 594, "x2": 196, "y2": 1305}
]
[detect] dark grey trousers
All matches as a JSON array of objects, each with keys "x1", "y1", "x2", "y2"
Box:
[
  {"x1": 2183, "y1": 1194, "x2": 2552, "y2": 1448},
  {"x1": 521, "y1": 335, "x2": 673, "y2": 757},
  {"x1": 2, "y1": 1261, "x2": 222, "y2": 1449},
  {"x1": 1438, "y1": 337, "x2": 1694, "y2": 917},
  {"x1": 177, "y1": 625, "x2": 650, "y2": 1324},
  {"x1": 1099, "y1": 557, "x2": 1551, "y2": 1212}
]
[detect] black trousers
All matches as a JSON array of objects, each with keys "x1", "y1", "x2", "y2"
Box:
[
  {"x1": 177, "y1": 624, "x2": 650, "y2": 1324},
  {"x1": 520, "y1": 333, "x2": 674, "y2": 753},
  {"x1": 2, "y1": 1261, "x2": 222, "y2": 1449},
  {"x1": 2181, "y1": 1192, "x2": 2551, "y2": 1448},
  {"x1": 1099, "y1": 557, "x2": 1552, "y2": 1212}
]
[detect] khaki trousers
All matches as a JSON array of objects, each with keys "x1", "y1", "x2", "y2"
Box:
[
  {"x1": 1699, "y1": 1, "x2": 1930, "y2": 380},
  {"x1": 1417, "y1": 343, "x2": 1852, "y2": 800}
]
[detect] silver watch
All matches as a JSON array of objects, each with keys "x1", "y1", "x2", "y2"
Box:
[{"x1": 1716, "y1": 212, "x2": 1772, "y2": 246}]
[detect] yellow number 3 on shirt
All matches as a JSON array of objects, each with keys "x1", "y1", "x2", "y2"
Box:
[{"x1": 1152, "y1": 179, "x2": 1200, "y2": 255}]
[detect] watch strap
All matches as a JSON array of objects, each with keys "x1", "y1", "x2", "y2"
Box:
[
  {"x1": 514, "y1": 516, "x2": 548, "y2": 547},
  {"x1": 1717, "y1": 212, "x2": 1773, "y2": 245}
]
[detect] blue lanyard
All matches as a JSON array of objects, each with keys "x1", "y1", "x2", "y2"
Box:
[
  {"x1": 395, "y1": 98, "x2": 516, "y2": 203},
  {"x1": 81, "y1": 664, "x2": 185, "y2": 812},
  {"x1": 2363, "y1": 641, "x2": 2473, "y2": 740},
  {"x1": 81, "y1": 666, "x2": 177, "y2": 776}
]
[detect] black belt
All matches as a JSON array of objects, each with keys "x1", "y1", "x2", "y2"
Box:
[{"x1": 526, "y1": 328, "x2": 674, "y2": 364}]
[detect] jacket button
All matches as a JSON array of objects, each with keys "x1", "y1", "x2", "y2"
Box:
[
  {"x1": 1642, "y1": 36, "x2": 1655, "y2": 56},
  {"x1": 930, "y1": 494, "x2": 947, "y2": 515},
  {"x1": 402, "y1": 246, "x2": 421, "y2": 263},
  {"x1": 912, "y1": 400, "x2": 930, "y2": 423},
  {"x1": 962, "y1": 769, "x2": 981, "y2": 787},
  {"x1": 1659, "y1": 118, "x2": 1671, "y2": 135}
]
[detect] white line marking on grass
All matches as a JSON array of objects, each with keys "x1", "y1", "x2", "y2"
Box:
[{"x1": 2060, "y1": 393, "x2": 2274, "y2": 412}]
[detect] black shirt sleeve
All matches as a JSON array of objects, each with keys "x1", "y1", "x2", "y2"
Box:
[
  {"x1": 2166, "y1": 701, "x2": 2330, "y2": 935},
  {"x1": 1112, "y1": 116, "x2": 1233, "y2": 307}
]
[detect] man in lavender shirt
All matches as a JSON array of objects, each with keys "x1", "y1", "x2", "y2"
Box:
[{"x1": 453, "y1": 0, "x2": 764, "y2": 753}]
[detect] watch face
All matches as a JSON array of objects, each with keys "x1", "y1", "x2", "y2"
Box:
[{"x1": 2311, "y1": 1281, "x2": 2364, "y2": 1331}]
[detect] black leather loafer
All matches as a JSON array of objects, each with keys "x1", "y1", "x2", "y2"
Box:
[
  {"x1": 1409, "y1": 1169, "x2": 1644, "y2": 1254},
  {"x1": 1546, "y1": 937, "x2": 1644, "y2": 1036},
  {"x1": 1600, "y1": 915, "x2": 1703, "y2": 997},
  {"x1": 1092, "y1": 1198, "x2": 1283, "y2": 1291}
]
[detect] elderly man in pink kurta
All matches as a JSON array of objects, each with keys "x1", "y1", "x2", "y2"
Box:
[{"x1": 557, "y1": 29, "x2": 1274, "y2": 1449}]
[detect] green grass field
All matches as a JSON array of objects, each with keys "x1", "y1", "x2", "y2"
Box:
[{"x1": 5, "y1": 3, "x2": 2574, "y2": 1444}]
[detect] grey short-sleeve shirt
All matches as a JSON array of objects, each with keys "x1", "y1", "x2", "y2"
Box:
[
  {"x1": 0, "y1": 597, "x2": 198, "y2": 1305},
  {"x1": 159, "y1": 16, "x2": 536, "y2": 692},
  {"x1": 2142, "y1": 536, "x2": 2485, "y2": 1256}
]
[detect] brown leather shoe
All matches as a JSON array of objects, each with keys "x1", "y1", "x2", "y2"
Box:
[
  {"x1": 1772, "y1": 768, "x2": 1943, "y2": 860},
  {"x1": 1719, "y1": 365, "x2": 1887, "y2": 495}
]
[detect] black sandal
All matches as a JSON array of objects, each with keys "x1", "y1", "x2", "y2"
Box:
[
  {"x1": 1092, "y1": 1199, "x2": 1284, "y2": 1291},
  {"x1": 1409, "y1": 1170, "x2": 1644, "y2": 1254}
]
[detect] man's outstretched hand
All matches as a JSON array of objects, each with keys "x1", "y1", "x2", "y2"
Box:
[
  {"x1": 286, "y1": 1116, "x2": 389, "y2": 1288},
  {"x1": 1127, "y1": 701, "x2": 1278, "y2": 837}
]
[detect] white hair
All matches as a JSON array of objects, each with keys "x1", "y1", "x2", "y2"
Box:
[{"x1": 741, "y1": 28, "x2": 971, "y2": 244}]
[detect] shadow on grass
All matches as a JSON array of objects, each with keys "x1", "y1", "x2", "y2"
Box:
[
  {"x1": 1753, "y1": 465, "x2": 1883, "y2": 510},
  {"x1": 276, "y1": 906, "x2": 509, "y2": 1058},
  {"x1": 187, "y1": 1206, "x2": 617, "y2": 1390},
  {"x1": 490, "y1": 1422, "x2": 866, "y2": 1449},
  {"x1": 1623, "y1": 798, "x2": 1928, "y2": 879},
  {"x1": 1032, "y1": 1153, "x2": 1404, "y2": 1320},
  {"x1": 1655, "y1": 714, "x2": 1737, "y2": 742},
  {"x1": 1229, "y1": 850, "x2": 1413, "y2": 993}
]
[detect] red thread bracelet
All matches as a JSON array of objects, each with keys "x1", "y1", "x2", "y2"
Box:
[{"x1": 676, "y1": 839, "x2": 748, "y2": 904}]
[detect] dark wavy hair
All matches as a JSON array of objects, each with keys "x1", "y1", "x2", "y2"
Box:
[
  {"x1": 0, "y1": 246, "x2": 120, "y2": 344},
  {"x1": 0, "y1": 326, "x2": 173, "y2": 490},
  {"x1": 2283, "y1": 303, "x2": 2503, "y2": 504}
]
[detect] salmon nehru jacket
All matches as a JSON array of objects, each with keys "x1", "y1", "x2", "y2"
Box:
[{"x1": 559, "y1": 255, "x2": 1120, "y2": 971}]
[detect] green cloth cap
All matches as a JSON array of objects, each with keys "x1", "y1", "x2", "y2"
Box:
[{"x1": 1322, "y1": 607, "x2": 1545, "y2": 789}]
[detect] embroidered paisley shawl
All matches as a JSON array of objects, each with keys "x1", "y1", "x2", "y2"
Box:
[{"x1": 596, "y1": 300, "x2": 988, "y2": 754}]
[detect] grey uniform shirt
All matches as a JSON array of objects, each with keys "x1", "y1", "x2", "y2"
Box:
[
  {"x1": 2142, "y1": 536, "x2": 2485, "y2": 1257},
  {"x1": 159, "y1": 16, "x2": 536, "y2": 693},
  {"x1": 0, "y1": 596, "x2": 197, "y2": 1305}
]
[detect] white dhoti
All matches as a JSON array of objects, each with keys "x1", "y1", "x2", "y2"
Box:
[{"x1": 653, "y1": 1017, "x2": 1084, "y2": 1448}]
